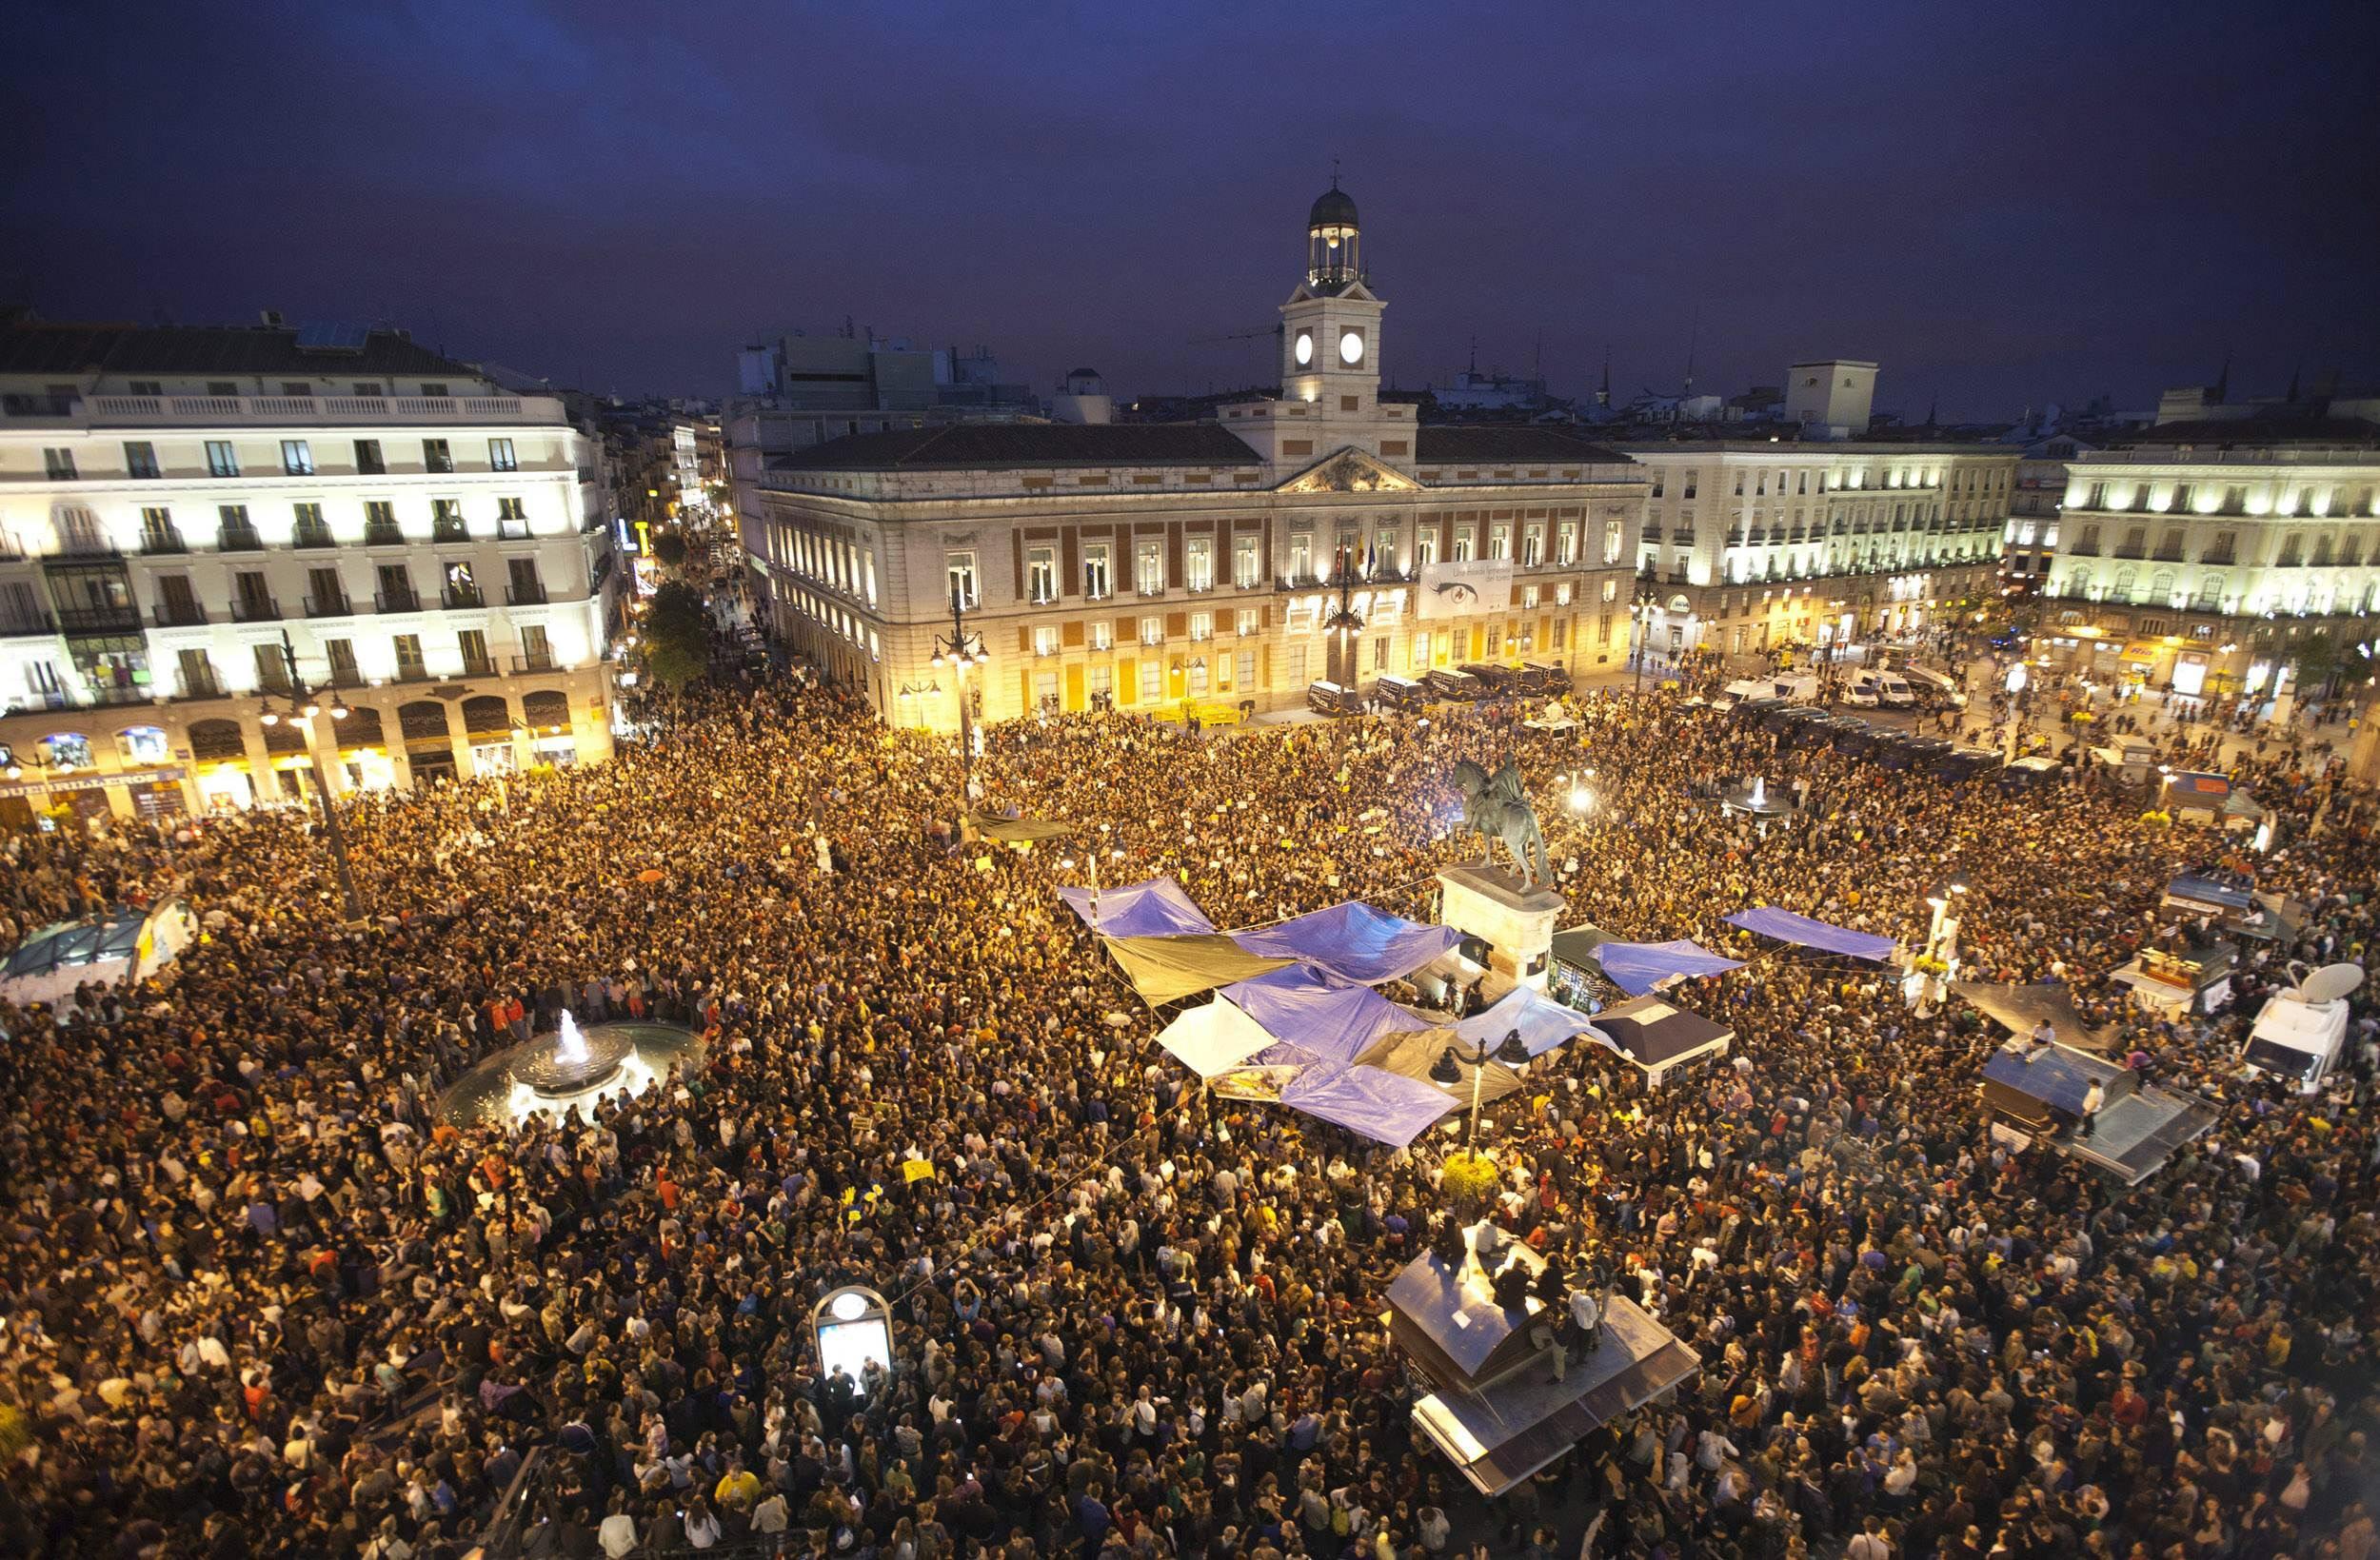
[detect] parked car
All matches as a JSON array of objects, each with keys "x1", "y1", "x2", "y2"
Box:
[{"x1": 1306, "y1": 680, "x2": 1365, "y2": 718}]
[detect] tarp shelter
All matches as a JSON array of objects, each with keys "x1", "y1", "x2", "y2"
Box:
[
  {"x1": 967, "y1": 813, "x2": 1075, "y2": 845},
  {"x1": 1101, "y1": 935, "x2": 1292, "y2": 1006},
  {"x1": 1460, "y1": 986, "x2": 1606, "y2": 1059},
  {"x1": 1724, "y1": 907, "x2": 1895, "y2": 961},
  {"x1": 1591, "y1": 938, "x2": 1747, "y2": 996},
  {"x1": 1356, "y1": 1026, "x2": 1528, "y2": 1110},
  {"x1": 1060, "y1": 877, "x2": 1216, "y2": 938},
  {"x1": 1231, "y1": 901, "x2": 1463, "y2": 986},
  {"x1": 2164, "y1": 871, "x2": 2254, "y2": 917},
  {"x1": 1279, "y1": 1064, "x2": 1454, "y2": 1148},
  {"x1": 1954, "y1": 980, "x2": 2115, "y2": 1055},
  {"x1": 0, "y1": 897, "x2": 198, "y2": 1009},
  {"x1": 1156, "y1": 997, "x2": 1282, "y2": 1077},
  {"x1": 1591, "y1": 995, "x2": 1735, "y2": 1085},
  {"x1": 1222, "y1": 963, "x2": 1435, "y2": 1066}
]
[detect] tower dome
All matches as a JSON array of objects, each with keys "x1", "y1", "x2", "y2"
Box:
[{"x1": 1305, "y1": 182, "x2": 1363, "y2": 290}]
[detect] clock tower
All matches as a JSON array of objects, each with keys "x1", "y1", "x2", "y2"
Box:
[{"x1": 1280, "y1": 181, "x2": 1385, "y2": 407}]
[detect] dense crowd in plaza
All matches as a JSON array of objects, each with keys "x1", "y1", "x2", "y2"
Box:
[{"x1": 1, "y1": 649, "x2": 2376, "y2": 1560}]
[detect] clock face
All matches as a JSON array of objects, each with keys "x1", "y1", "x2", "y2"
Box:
[
  {"x1": 1339, "y1": 329, "x2": 1364, "y2": 365},
  {"x1": 1294, "y1": 330, "x2": 1314, "y2": 366}
]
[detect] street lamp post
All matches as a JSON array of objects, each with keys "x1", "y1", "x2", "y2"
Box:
[
  {"x1": 257, "y1": 629, "x2": 366, "y2": 922},
  {"x1": 1061, "y1": 840, "x2": 1126, "y2": 923},
  {"x1": 1630, "y1": 567, "x2": 1661, "y2": 697},
  {"x1": 1429, "y1": 1028, "x2": 1536, "y2": 1148},
  {"x1": 929, "y1": 583, "x2": 986, "y2": 843},
  {"x1": 1323, "y1": 545, "x2": 1367, "y2": 690}
]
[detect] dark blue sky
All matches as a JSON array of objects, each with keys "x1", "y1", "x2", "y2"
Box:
[{"x1": 8, "y1": 1, "x2": 2376, "y2": 419}]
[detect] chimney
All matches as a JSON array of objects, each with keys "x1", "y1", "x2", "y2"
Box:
[{"x1": 260, "y1": 309, "x2": 286, "y2": 328}]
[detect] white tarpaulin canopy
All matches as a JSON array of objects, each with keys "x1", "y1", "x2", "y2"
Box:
[{"x1": 1156, "y1": 997, "x2": 1282, "y2": 1078}]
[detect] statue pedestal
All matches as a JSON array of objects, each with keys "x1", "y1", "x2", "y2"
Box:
[{"x1": 1438, "y1": 865, "x2": 1566, "y2": 997}]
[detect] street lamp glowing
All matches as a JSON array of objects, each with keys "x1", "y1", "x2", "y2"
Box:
[{"x1": 1568, "y1": 784, "x2": 1593, "y2": 814}]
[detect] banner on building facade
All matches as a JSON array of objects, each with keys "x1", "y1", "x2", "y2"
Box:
[
  {"x1": 0, "y1": 767, "x2": 186, "y2": 800},
  {"x1": 1416, "y1": 559, "x2": 1514, "y2": 621}
]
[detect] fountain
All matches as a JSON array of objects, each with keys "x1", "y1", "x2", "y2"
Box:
[
  {"x1": 426, "y1": 1008, "x2": 707, "y2": 1129},
  {"x1": 506, "y1": 1010, "x2": 636, "y2": 1098},
  {"x1": 1718, "y1": 774, "x2": 1795, "y2": 819}
]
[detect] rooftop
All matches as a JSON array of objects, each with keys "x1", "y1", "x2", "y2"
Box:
[
  {"x1": 1414, "y1": 426, "x2": 1632, "y2": 464},
  {"x1": 774, "y1": 421, "x2": 1263, "y2": 472},
  {"x1": 0, "y1": 320, "x2": 483, "y2": 381}
]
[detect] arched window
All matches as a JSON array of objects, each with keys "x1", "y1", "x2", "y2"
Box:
[
  {"x1": 335, "y1": 705, "x2": 387, "y2": 747},
  {"x1": 460, "y1": 695, "x2": 511, "y2": 736},
  {"x1": 521, "y1": 689, "x2": 569, "y2": 729},
  {"x1": 188, "y1": 720, "x2": 246, "y2": 761},
  {"x1": 116, "y1": 725, "x2": 170, "y2": 765},
  {"x1": 41, "y1": 733, "x2": 94, "y2": 770}
]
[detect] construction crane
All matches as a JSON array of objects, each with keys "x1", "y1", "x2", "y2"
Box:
[{"x1": 1187, "y1": 324, "x2": 1282, "y2": 346}]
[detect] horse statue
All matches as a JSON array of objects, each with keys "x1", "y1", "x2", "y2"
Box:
[{"x1": 1450, "y1": 759, "x2": 1550, "y2": 887}]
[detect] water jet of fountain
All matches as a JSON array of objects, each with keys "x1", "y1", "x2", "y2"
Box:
[
  {"x1": 1749, "y1": 777, "x2": 1766, "y2": 809},
  {"x1": 556, "y1": 1009, "x2": 586, "y2": 1066}
]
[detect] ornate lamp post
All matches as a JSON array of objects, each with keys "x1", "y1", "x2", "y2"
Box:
[
  {"x1": 255, "y1": 628, "x2": 366, "y2": 922},
  {"x1": 1430, "y1": 1028, "x2": 1535, "y2": 1148},
  {"x1": 1323, "y1": 545, "x2": 1366, "y2": 689},
  {"x1": 928, "y1": 583, "x2": 986, "y2": 841},
  {"x1": 1630, "y1": 566, "x2": 1661, "y2": 696}
]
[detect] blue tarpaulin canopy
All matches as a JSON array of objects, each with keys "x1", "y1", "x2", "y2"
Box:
[
  {"x1": 1223, "y1": 963, "x2": 1435, "y2": 1067},
  {"x1": 1279, "y1": 1064, "x2": 1453, "y2": 1148},
  {"x1": 1724, "y1": 907, "x2": 1896, "y2": 961},
  {"x1": 1592, "y1": 938, "x2": 1747, "y2": 996},
  {"x1": 1059, "y1": 877, "x2": 1216, "y2": 938},
  {"x1": 1458, "y1": 986, "x2": 1607, "y2": 1058},
  {"x1": 1232, "y1": 902, "x2": 1463, "y2": 986}
]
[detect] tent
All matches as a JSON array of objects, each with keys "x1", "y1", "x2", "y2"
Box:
[
  {"x1": 1101, "y1": 935, "x2": 1292, "y2": 1006},
  {"x1": 1591, "y1": 995, "x2": 1735, "y2": 1085},
  {"x1": 1355, "y1": 1026, "x2": 1528, "y2": 1110},
  {"x1": 1724, "y1": 907, "x2": 1895, "y2": 961},
  {"x1": 967, "y1": 813, "x2": 1076, "y2": 845},
  {"x1": 1059, "y1": 877, "x2": 1216, "y2": 938},
  {"x1": 1231, "y1": 901, "x2": 1463, "y2": 986},
  {"x1": 1459, "y1": 986, "x2": 1606, "y2": 1059},
  {"x1": 1221, "y1": 963, "x2": 1435, "y2": 1067},
  {"x1": 1156, "y1": 997, "x2": 1283, "y2": 1078},
  {"x1": 0, "y1": 897, "x2": 198, "y2": 1009},
  {"x1": 1591, "y1": 938, "x2": 1746, "y2": 996},
  {"x1": 1279, "y1": 1064, "x2": 1454, "y2": 1148},
  {"x1": 1953, "y1": 980, "x2": 2115, "y2": 1055}
]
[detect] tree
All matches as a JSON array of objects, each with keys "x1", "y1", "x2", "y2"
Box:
[
  {"x1": 642, "y1": 580, "x2": 711, "y2": 688},
  {"x1": 645, "y1": 637, "x2": 706, "y2": 689},
  {"x1": 652, "y1": 530, "x2": 689, "y2": 570},
  {"x1": 2291, "y1": 634, "x2": 2339, "y2": 699}
]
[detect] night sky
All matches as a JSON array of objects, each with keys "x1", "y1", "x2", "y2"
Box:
[{"x1": 9, "y1": 1, "x2": 2376, "y2": 420}]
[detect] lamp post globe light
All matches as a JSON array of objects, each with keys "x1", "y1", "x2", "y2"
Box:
[
  {"x1": 1630, "y1": 567, "x2": 1662, "y2": 697},
  {"x1": 1322, "y1": 545, "x2": 1367, "y2": 690},
  {"x1": 1429, "y1": 1027, "x2": 1535, "y2": 1149},
  {"x1": 928, "y1": 583, "x2": 986, "y2": 842}
]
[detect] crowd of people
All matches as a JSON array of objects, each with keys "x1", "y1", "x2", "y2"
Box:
[{"x1": 0, "y1": 649, "x2": 2374, "y2": 1560}]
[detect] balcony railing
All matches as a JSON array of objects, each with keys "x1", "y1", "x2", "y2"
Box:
[
  {"x1": 2199, "y1": 550, "x2": 2236, "y2": 566},
  {"x1": 375, "y1": 589, "x2": 423, "y2": 614},
  {"x1": 442, "y1": 585, "x2": 486, "y2": 609},
  {"x1": 509, "y1": 652, "x2": 558, "y2": 674},
  {"x1": 497, "y1": 520, "x2": 532, "y2": 541},
  {"x1": 2112, "y1": 547, "x2": 2146, "y2": 560},
  {"x1": 173, "y1": 667, "x2": 227, "y2": 700},
  {"x1": 458, "y1": 655, "x2": 498, "y2": 679},
  {"x1": 2153, "y1": 548, "x2": 2186, "y2": 563},
  {"x1": 151, "y1": 602, "x2": 208, "y2": 627},
  {"x1": 502, "y1": 580, "x2": 548, "y2": 607},
  {"x1": 363, "y1": 523, "x2": 406, "y2": 547},
  {"x1": 4, "y1": 392, "x2": 565, "y2": 427},
  {"x1": 229, "y1": 595, "x2": 281, "y2": 623},
  {"x1": 218, "y1": 525, "x2": 264, "y2": 552},
  {"x1": 304, "y1": 592, "x2": 353, "y2": 618},
  {"x1": 53, "y1": 603, "x2": 142, "y2": 633},
  {"x1": 0, "y1": 611, "x2": 55, "y2": 637},
  {"x1": 292, "y1": 524, "x2": 335, "y2": 549},
  {"x1": 389, "y1": 662, "x2": 434, "y2": 683},
  {"x1": 140, "y1": 529, "x2": 188, "y2": 556},
  {"x1": 432, "y1": 523, "x2": 472, "y2": 543},
  {"x1": 50, "y1": 533, "x2": 119, "y2": 558}
]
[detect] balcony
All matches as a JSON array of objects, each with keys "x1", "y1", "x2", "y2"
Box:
[
  {"x1": 4, "y1": 391, "x2": 566, "y2": 428},
  {"x1": 431, "y1": 522, "x2": 472, "y2": 544},
  {"x1": 389, "y1": 662, "x2": 434, "y2": 683},
  {"x1": 151, "y1": 601, "x2": 208, "y2": 627},
  {"x1": 304, "y1": 592, "x2": 353, "y2": 619},
  {"x1": 2152, "y1": 548, "x2": 2187, "y2": 563},
  {"x1": 2112, "y1": 547, "x2": 2146, "y2": 561},
  {"x1": 509, "y1": 651, "x2": 558, "y2": 674},
  {"x1": 172, "y1": 667, "x2": 227, "y2": 701},
  {"x1": 53, "y1": 603, "x2": 142, "y2": 634},
  {"x1": 229, "y1": 595, "x2": 282, "y2": 623},
  {"x1": 375, "y1": 589, "x2": 423, "y2": 614},
  {"x1": 0, "y1": 610, "x2": 54, "y2": 637},
  {"x1": 50, "y1": 533, "x2": 119, "y2": 559},
  {"x1": 140, "y1": 529, "x2": 188, "y2": 556},
  {"x1": 363, "y1": 523, "x2": 406, "y2": 547},
  {"x1": 505, "y1": 582, "x2": 547, "y2": 606},
  {"x1": 2198, "y1": 550, "x2": 2235, "y2": 566},
  {"x1": 218, "y1": 525, "x2": 264, "y2": 552},
  {"x1": 292, "y1": 523, "x2": 335, "y2": 549},
  {"x1": 442, "y1": 585, "x2": 486, "y2": 609},
  {"x1": 458, "y1": 655, "x2": 498, "y2": 679},
  {"x1": 2067, "y1": 543, "x2": 2101, "y2": 557},
  {"x1": 497, "y1": 520, "x2": 532, "y2": 542},
  {"x1": 81, "y1": 681, "x2": 155, "y2": 707}
]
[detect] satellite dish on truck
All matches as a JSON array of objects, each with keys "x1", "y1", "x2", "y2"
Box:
[{"x1": 2294, "y1": 961, "x2": 2365, "y2": 1006}]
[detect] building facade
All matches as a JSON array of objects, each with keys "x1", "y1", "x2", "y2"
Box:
[
  {"x1": 1616, "y1": 441, "x2": 2014, "y2": 662},
  {"x1": 746, "y1": 190, "x2": 1648, "y2": 728},
  {"x1": 0, "y1": 319, "x2": 623, "y2": 823},
  {"x1": 2034, "y1": 402, "x2": 2380, "y2": 701}
]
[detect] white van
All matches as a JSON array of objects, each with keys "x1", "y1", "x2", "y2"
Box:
[
  {"x1": 1873, "y1": 672, "x2": 1915, "y2": 707},
  {"x1": 1775, "y1": 674, "x2": 1822, "y2": 705},
  {"x1": 1901, "y1": 664, "x2": 1966, "y2": 706},
  {"x1": 2243, "y1": 963, "x2": 2362, "y2": 1094}
]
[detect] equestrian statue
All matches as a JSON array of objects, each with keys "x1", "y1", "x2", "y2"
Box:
[{"x1": 1450, "y1": 760, "x2": 1550, "y2": 887}]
